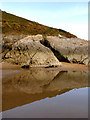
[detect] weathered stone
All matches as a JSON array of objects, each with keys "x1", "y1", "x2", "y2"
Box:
[
  {"x1": 4, "y1": 36, "x2": 61, "y2": 67},
  {"x1": 2, "y1": 34, "x2": 88, "y2": 65},
  {"x1": 41, "y1": 36, "x2": 88, "y2": 65},
  {"x1": 2, "y1": 34, "x2": 43, "y2": 59}
]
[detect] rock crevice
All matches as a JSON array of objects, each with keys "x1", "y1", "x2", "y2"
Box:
[
  {"x1": 40, "y1": 36, "x2": 88, "y2": 65},
  {"x1": 40, "y1": 37, "x2": 70, "y2": 63},
  {"x1": 3, "y1": 35, "x2": 62, "y2": 67},
  {"x1": 2, "y1": 34, "x2": 88, "y2": 66}
]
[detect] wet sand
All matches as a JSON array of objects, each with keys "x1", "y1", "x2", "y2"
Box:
[
  {"x1": 1, "y1": 62, "x2": 21, "y2": 70},
  {"x1": 2, "y1": 87, "x2": 88, "y2": 118},
  {"x1": 1, "y1": 62, "x2": 88, "y2": 118},
  {"x1": 58, "y1": 62, "x2": 88, "y2": 71},
  {"x1": 2, "y1": 68, "x2": 88, "y2": 111},
  {"x1": 1, "y1": 62, "x2": 88, "y2": 71},
  {"x1": 0, "y1": 62, "x2": 88, "y2": 82}
]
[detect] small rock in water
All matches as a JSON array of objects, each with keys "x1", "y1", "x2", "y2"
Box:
[
  {"x1": 45, "y1": 65, "x2": 58, "y2": 68},
  {"x1": 21, "y1": 65, "x2": 29, "y2": 69}
]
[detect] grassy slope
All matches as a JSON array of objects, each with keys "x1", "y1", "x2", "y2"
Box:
[{"x1": 2, "y1": 10, "x2": 77, "y2": 38}]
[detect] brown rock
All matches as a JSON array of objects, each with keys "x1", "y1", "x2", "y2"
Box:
[{"x1": 4, "y1": 36, "x2": 61, "y2": 67}]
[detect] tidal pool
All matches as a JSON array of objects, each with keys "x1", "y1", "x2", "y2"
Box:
[{"x1": 2, "y1": 68, "x2": 88, "y2": 118}]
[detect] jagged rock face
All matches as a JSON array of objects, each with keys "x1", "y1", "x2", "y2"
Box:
[
  {"x1": 2, "y1": 34, "x2": 88, "y2": 65},
  {"x1": 2, "y1": 34, "x2": 43, "y2": 44},
  {"x1": 4, "y1": 36, "x2": 61, "y2": 67},
  {"x1": 2, "y1": 34, "x2": 43, "y2": 59},
  {"x1": 41, "y1": 36, "x2": 88, "y2": 65}
]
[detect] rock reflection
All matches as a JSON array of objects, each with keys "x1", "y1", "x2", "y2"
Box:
[{"x1": 2, "y1": 69, "x2": 88, "y2": 111}]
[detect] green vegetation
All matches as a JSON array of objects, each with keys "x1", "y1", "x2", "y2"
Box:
[{"x1": 1, "y1": 10, "x2": 77, "y2": 38}]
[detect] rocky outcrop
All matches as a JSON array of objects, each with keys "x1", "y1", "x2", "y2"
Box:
[
  {"x1": 2, "y1": 34, "x2": 43, "y2": 44},
  {"x1": 2, "y1": 34, "x2": 88, "y2": 66},
  {"x1": 40, "y1": 36, "x2": 88, "y2": 65},
  {"x1": 3, "y1": 36, "x2": 61, "y2": 67},
  {"x1": 2, "y1": 34, "x2": 43, "y2": 59}
]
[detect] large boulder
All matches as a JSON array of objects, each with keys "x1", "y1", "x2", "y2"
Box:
[
  {"x1": 2, "y1": 34, "x2": 43, "y2": 58},
  {"x1": 3, "y1": 36, "x2": 61, "y2": 67},
  {"x1": 2, "y1": 34, "x2": 43, "y2": 44},
  {"x1": 41, "y1": 36, "x2": 88, "y2": 65}
]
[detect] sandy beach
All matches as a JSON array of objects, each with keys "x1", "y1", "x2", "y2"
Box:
[
  {"x1": 1, "y1": 62, "x2": 88, "y2": 71},
  {"x1": 0, "y1": 62, "x2": 88, "y2": 81}
]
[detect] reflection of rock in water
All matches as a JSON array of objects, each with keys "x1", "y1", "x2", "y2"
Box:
[
  {"x1": 3, "y1": 69, "x2": 59, "y2": 94},
  {"x1": 43, "y1": 71, "x2": 88, "y2": 92},
  {"x1": 2, "y1": 69, "x2": 88, "y2": 111}
]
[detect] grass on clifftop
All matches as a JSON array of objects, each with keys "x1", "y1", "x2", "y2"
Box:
[{"x1": 1, "y1": 10, "x2": 77, "y2": 38}]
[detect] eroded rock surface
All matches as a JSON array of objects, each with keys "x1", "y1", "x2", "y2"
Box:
[
  {"x1": 2, "y1": 34, "x2": 43, "y2": 59},
  {"x1": 41, "y1": 36, "x2": 88, "y2": 65},
  {"x1": 2, "y1": 34, "x2": 89, "y2": 66},
  {"x1": 3, "y1": 36, "x2": 61, "y2": 67}
]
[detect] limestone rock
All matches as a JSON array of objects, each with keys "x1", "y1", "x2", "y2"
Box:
[
  {"x1": 41, "y1": 36, "x2": 88, "y2": 65},
  {"x1": 4, "y1": 36, "x2": 61, "y2": 67}
]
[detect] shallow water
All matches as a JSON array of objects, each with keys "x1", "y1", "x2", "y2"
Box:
[{"x1": 2, "y1": 68, "x2": 88, "y2": 118}]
